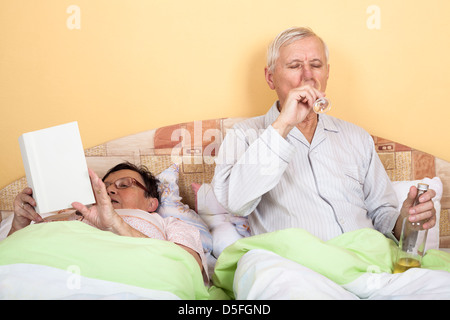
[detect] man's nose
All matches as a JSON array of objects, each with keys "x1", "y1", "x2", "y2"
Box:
[{"x1": 302, "y1": 65, "x2": 313, "y2": 79}]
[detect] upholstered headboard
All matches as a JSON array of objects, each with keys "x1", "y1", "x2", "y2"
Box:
[{"x1": 1, "y1": 117, "x2": 449, "y2": 247}]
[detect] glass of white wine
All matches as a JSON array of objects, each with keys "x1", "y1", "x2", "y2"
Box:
[
  {"x1": 311, "y1": 79, "x2": 331, "y2": 114},
  {"x1": 313, "y1": 97, "x2": 331, "y2": 114}
]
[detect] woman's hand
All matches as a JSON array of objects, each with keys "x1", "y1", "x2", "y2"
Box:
[
  {"x1": 72, "y1": 169, "x2": 145, "y2": 237},
  {"x1": 72, "y1": 169, "x2": 123, "y2": 233},
  {"x1": 8, "y1": 187, "x2": 43, "y2": 236}
]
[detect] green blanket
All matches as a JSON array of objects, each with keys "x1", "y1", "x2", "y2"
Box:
[
  {"x1": 212, "y1": 228, "x2": 450, "y2": 299},
  {"x1": 0, "y1": 221, "x2": 209, "y2": 299},
  {"x1": 3, "y1": 224, "x2": 448, "y2": 300}
]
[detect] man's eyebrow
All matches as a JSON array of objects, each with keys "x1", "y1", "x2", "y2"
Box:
[
  {"x1": 286, "y1": 58, "x2": 323, "y2": 65},
  {"x1": 286, "y1": 59, "x2": 303, "y2": 65}
]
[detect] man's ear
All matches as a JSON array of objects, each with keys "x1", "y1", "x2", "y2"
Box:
[
  {"x1": 265, "y1": 66, "x2": 276, "y2": 90},
  {"x1": 147, "y1": 198, "x2": 159, "y2": 213}
]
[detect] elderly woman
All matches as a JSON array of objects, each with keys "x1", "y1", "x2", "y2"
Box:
[{"x1": 9, "y1": 162, "x2": 206, "y2": 279}]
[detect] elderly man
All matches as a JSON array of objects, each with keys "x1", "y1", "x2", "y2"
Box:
[
  {"x1": 213, "y1": 26, "x2": 435, "y2": 241},
  {"x1": 212, "y1": 27, "x2": 449, "y2": 299}
]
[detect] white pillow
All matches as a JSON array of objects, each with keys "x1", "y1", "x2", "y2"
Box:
[
  {"x1": 391, "y1": 177, "x2": 443, "y2": 251},
  {"x1": 156, "y1": 163, "x2": 212, "y2": 254},
  {"x1": 193, "y1": 183, "x2": 250, "y2": 258}
]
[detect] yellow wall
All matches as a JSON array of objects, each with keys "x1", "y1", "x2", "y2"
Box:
[{"x1": 2, "y1": 0, "x2": 450, "y2": 189}]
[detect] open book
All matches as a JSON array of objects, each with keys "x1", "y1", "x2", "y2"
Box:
[{"x1": 19, "y1": 122, "x2": 95, "y2": 214}]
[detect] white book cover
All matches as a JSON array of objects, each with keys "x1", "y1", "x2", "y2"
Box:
[{"x1": 18, "y1": 121, "x2": 95, "y2": 214}]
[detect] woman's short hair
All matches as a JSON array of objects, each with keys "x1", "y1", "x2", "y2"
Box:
[
  {"x1": 102, "y1": 161, "x2": 160, "y2": 202},
  {"x1": 266, "y1": 26, "x2": 329, "y2": 73}
]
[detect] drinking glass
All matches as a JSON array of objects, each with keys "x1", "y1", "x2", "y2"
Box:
[
  {"x1": 311, "y1": 79, "x2": 331, "y2": 114},
  {"x1": 313, "y1": 97, "x2": 331, "y2": 114}
]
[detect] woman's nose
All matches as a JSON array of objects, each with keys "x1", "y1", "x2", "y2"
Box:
[{"x1": 106, "y1": 184, "x2": 117, "y2": 195}]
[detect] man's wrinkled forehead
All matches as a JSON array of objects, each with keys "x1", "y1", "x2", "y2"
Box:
[{"x1": 278, "y1": 37, "x2": 327, "y2": 64}]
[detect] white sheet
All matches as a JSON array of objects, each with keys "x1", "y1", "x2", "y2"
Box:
[
  {"x1": 234, "y1": 249, "x2": 450, "y2": 300},
  {"x1": 0, "y1": 263, "x2": 181, "y2": 300},
  {"x1": 234, "y1": 249, "x2": 358, "y2": 300}
]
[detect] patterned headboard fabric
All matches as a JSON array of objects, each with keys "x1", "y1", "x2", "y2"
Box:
[{"x1": 1, "y1": 118, "x2": 449, "y2": 247}]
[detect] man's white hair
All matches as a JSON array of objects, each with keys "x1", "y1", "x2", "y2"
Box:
[{"x1": 266, "y1": 27, "x2": 329, "y2": 72}]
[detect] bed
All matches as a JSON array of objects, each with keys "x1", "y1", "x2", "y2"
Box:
[{"x1": 1, "y1": 117, "x2": 449, "y2": 299}]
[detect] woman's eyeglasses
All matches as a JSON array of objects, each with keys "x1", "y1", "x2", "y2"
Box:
[{"x1": 104, "y1": 177, "x2": 150, "y2": 194}]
